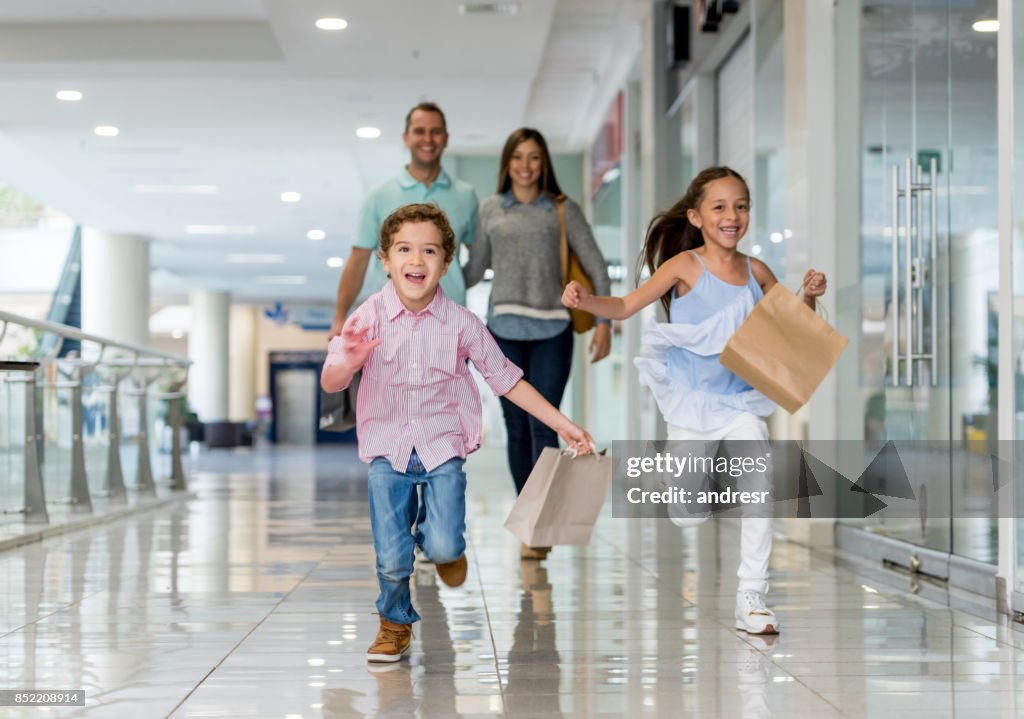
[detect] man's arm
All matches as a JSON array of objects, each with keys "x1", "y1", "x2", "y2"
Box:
[{"x1": 330, "y1": 247, "x2": 372, "y2": 339}]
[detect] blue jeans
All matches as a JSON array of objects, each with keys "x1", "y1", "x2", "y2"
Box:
[
  {"x1": 367, "y1": 450, "x2": 467, "y2": 624},
  {"x1": 492, "y1": 326, "x2": 574, "y2": 494}
]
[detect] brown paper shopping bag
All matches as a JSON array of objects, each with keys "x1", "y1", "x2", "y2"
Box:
[
  {"x1": 504, "y1": 448, "x2": 612, "y2": 547},
  {"x1": 719, "y1": 284, "x2": 848, "y2": 414}
]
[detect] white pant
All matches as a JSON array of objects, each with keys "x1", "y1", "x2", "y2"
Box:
[{"x1": 667, "y1": 412, "x2": 772, "y2": 594}]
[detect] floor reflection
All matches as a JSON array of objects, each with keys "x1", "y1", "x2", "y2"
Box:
[
  {"x1": 1, "y1": 446, "x2": 1023, "y2": 718},
  {"x1": 505, "y1": 561, "x2": 562, "y2": 717},
  {"x1": 736, "y1": 633, "x2": 777, "y2": 719}
]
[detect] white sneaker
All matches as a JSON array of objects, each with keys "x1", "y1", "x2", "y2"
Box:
[{"x1": 735, "y1": 589, "x2": 779, "y2": 635}]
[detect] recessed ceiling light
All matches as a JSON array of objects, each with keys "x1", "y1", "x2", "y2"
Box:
[
  {"x1": 94, "y1": 125, "x2": 119, "y2": 137},
  {"x1": 356, "y1": 126, "x2": 381, "y2": 139},
  {"x1": 457, "y1": 2, "x2": 519, "y2": 16},
  {"x1": 972, "y1": 19, "x2": 998, "y2": 32},
  {"x1": 170, "y1": 329, "x2": 185, "y2": 339},
  {"x1": 184, "y1": 225, "x2": 256, "y2": 235},
  {"x1": 281, "y1": 191, "x2": 302, "y2": 203},
  {"x1": 326, "y1": 257, "x2": 344, "y2": 268},
  {"x1": 56, "y1": 90, "x2": 83, "y2": 102},
  {"x1": 255, "y1": 275, "x2": 308, "y2": 285},
  {"x1": 769, "y1": 232, "x2": 783, "y2": 243},
  {"x1": 133, "y1": 184, "x2": 218, "y2": 194},
  {"x1": 315, "y1": 17, "x2": 348, "y2": 30},
  {"x1": 307, "y1": 229, "x2": 326, "y2": 241},
  {"x1": 226, "y1": 254, "x2": 286, "y2": 264},
  {"x1": 751, "y1": 244, "x2": 762, "y2": 256}
]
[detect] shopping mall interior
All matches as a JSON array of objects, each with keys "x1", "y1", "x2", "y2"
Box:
[{"x1": 3, "y1": 0, "x2": 1024, "y2": 716}]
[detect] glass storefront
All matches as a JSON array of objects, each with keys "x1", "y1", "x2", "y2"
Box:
[
  {"x1": 841, "y1": 0, "x2": 1000, "y2": 584},
  {"x1": 658, "y1": 0, "x2": 1017, "y2": 602},
  {"x1": 1012, "y1": 0, "x2": 1024, "y2": 596}
]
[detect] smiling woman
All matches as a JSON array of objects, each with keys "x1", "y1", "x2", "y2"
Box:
[{"x1": 461, "y1": 127, "x2": 612, "y2": 558}]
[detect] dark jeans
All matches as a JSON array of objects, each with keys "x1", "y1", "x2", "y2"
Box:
[{"x1": 492, "y1": 325, "x2": 574, "y2": 494}]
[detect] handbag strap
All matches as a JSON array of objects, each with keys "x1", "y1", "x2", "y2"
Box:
[{"x1": 557, "y1": 195, "x2": 569, "y2": 285}]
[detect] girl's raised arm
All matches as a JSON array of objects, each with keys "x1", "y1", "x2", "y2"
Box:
[{"x1": 563, "y1": 253, "x2": 691, "y2": 320}]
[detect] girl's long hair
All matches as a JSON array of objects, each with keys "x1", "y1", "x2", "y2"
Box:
[
  {"x1": 497, "y1": 127, "x2": 563, "y2": 197},
  {"x1": 638, "y1": 166, "x2": 749, "y2": 313}
]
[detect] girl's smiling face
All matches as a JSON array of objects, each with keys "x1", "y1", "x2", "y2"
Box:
[
  {"x1": 380, "y1": 221, "x2": 450, "y2": 313},
  {"x1": 687, "y1": 176, "x2": 750, "y2": 249}
]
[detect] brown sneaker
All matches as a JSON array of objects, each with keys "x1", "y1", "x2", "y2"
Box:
[
  {"x1": 435, "y1": 554, "x2": 467, "y2": 587},
  {"x1": 519, "y1": 543, "x2": 551, "y2": 560},
  {"x1": 366, "y1": 619, "x2": 412, "y2": 663}
]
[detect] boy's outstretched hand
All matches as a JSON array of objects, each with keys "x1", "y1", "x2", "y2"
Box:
[
  {"x1": 559, "y1": 422, "x2": 595, "y2": 456},
  {"x1": 561, "y1": 280, "x2": 591, "y2": 310},
  {"x1": 338, "y1": 315, "x2": 382, "y2": 370}
]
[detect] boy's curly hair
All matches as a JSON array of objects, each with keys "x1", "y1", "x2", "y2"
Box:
[{"x1": 379, "y1": 203, "x2": 456, "y2": 263}]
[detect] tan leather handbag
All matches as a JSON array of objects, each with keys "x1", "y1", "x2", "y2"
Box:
[{"x1": 557, "y1": 197, "x2": 596, "y2": 334}]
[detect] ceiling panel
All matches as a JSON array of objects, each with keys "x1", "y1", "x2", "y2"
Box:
[{"x1": 0, "y1": 0, "x2": 635, "y2": 305}]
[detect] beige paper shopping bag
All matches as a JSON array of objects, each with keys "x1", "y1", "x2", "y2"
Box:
[
  {"x1": 719, "y1": 284, "x2": 848, "y2": 414},
  {"x1": 504, "y1": 448, "x2": 612, "y2": 547}
]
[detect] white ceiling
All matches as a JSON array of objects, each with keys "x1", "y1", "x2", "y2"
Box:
[{"x1": 0, "y1": 0, "x2": 637, "y2": 305}]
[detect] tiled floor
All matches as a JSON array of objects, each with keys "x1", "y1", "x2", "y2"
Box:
[{"x1": 2, "y1": 444, "x2": 1024, "y2": 718}]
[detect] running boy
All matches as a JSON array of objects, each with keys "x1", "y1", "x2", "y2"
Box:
[{"x1": 322, "y1": 203, "x2": 593, "y2": 663}]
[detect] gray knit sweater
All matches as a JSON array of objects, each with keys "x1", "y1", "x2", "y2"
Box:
[{"x1": 463, "y1": 193, "x2": 611, "y2": 321}]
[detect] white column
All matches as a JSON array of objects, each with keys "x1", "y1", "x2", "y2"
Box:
[
  {"x1": 229, "y1": 305, "x2": 257, "y2": 422},
  {"x1": 775, "y1": 0, "x2": 838, "y2": 548},
  {"x1": 188, "y1": 290, "x2": 229, "y2": 423},
  {"x1": 81, "y1": 229, "x2": 150, "y2": 346},
  {"x1": 834, "y1": 0, "x2": 863, "y2": 442},
  {"x1": 783, "y1": 0, "x2": 838, "y2": 443},
  {"x1": 634, "y1": 1, "x2": 675, "y2": 441}
]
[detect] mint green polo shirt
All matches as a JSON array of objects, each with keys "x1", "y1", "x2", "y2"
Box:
[{"x1": 353, "y1": 167, "x2": 479, "y2": 307}]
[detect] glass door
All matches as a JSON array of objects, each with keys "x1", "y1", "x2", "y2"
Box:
[{"x1": 851, "y1": 0, "x2": 999, "y2": 582}]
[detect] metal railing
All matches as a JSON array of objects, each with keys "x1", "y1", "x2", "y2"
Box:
[{"x1": 0, "y1": 310, "x2": 190, "y2": 525}]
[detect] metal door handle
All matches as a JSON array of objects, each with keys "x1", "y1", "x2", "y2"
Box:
[
  {"x1": 904, "y1": 158, "x2": 913, "y2": 386},
  {"x1": 927, "y1": 156, "x2": 937, "y2": 387},
  {"x1": 888, "y1": 158, "x2": 937, "y2": 388}
]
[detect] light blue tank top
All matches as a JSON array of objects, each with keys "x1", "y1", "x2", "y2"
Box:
[{"x1": 666, "y1": 251, "x2": 764, "y2": 396}]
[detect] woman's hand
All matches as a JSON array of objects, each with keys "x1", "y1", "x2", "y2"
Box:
[
  {"x1": 559, "y1": 421, "x2": 595, "y2": 456},
  {"x1": 803, "y1": 269, "x2": 827, "y2": 298},
  {"x1": 589, "y1": 323, "x2": 611, "y2": 363},
  {"x1": 562, "y1": 280, "x2": 591, "y2": 310}
]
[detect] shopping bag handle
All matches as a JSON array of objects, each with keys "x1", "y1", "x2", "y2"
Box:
[{"x1": 563, "y1": 442, "x2": 605, "y2": 460}]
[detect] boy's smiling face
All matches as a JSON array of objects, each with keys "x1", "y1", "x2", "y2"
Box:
[{"x1": 380, "y1": 221, "x2": 450, "y2": 313}]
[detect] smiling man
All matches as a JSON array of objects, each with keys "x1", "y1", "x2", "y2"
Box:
[{"x1": 329, "y1": 102, "x2": 479, "y2": 338}]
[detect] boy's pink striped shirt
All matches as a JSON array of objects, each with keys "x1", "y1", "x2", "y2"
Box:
[{"x1": 323, "y1": 282, "x2": 523, "y2": 472}]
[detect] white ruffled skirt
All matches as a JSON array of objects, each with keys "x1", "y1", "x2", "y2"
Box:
[{"x1": 633, "y1": 290, "x2": 776, "y2": 432}]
